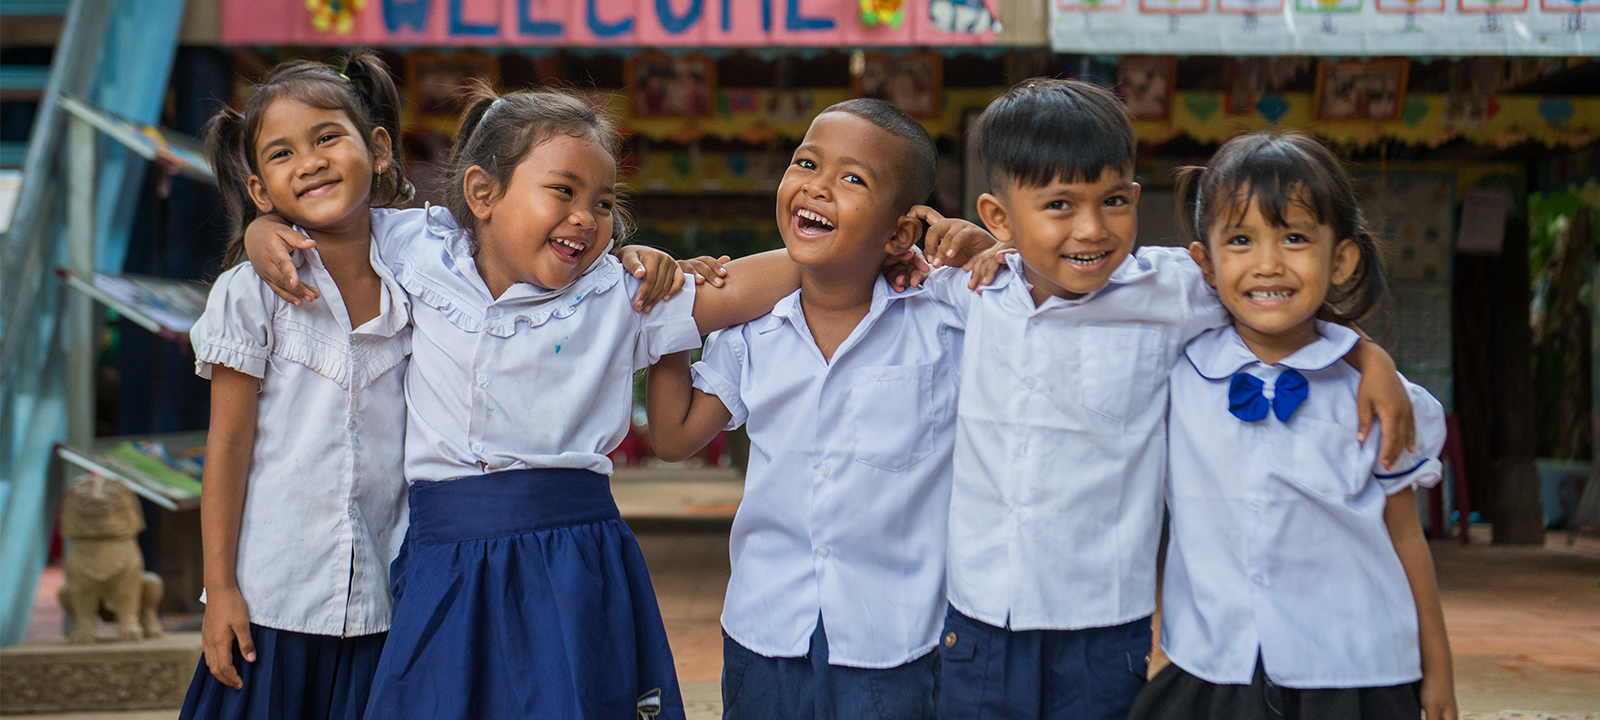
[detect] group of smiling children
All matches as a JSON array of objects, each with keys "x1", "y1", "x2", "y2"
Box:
[{"x1": 179, "y1": 49, "x2": 1457, "y2": 720}]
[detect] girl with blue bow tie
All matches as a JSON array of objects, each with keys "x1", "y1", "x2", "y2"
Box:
[{"x1": 1128, "y1": 132, "x2": 1459, "y2": 720}]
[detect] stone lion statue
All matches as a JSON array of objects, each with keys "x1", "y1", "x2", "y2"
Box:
[{"x1": 58, "y1": 475, "x2": 163, "y2": 643}]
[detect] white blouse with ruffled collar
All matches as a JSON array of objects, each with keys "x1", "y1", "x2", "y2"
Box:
[{"x1": 370, "y1": 206, "x2": 701, "y2": 483}]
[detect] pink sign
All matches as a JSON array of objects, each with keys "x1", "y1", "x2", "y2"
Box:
[{"x1": 224, "y1": 0, "x2": 996, "y2": 46}]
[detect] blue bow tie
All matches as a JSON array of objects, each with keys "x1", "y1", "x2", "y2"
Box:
[{"x1": 1229, "y1": 369, "x2": 1309, "y2": 423}]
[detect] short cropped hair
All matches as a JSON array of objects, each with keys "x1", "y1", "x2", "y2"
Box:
[
  {"x1": 973, "y1": 79, "x2": 1136, "y2": 190},
  {"x1": 820, "y1": 98, "x2": 938, "y2": 210}
]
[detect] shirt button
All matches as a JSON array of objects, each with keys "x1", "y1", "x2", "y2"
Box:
[
  {"x1": 819, "y1": 463, "x2": 832, "y2": 477},
  {"x1": 348, "y1": 508, "x2": 358, "y2": 520},
  {"x1": 488, "y1": 308, "x2": 500, "y2": 318},
  {"x1": 346, "y1": 420, "x2": 356, "y2": 431},
  {"x1": 1013, "y1": 508, "x2": 1024, "y2": 521},
  {"x1": 944, "y1": 632, "x2": 958, "y2": 648},
  {"x1": 476, "y1": 373, "x2": 488, "y2": 386},
  {"x1": 1029, "y1": 317, "x2": 1041, "y2": 327},
  {"x1": 816, "y1": 546, "x2": 830, "y2": 557},
  {"x1": 1252, "y1": 574, "x2": 1266, "y2": 586},
  {"x1": 1250, "y1": 500, "x2": 1264, "y2": 511},
  {"x1": 471, "y1": 442, "x2": 484, "y2": 453},
  {"x1": 1023, "y1": 376, "x2": 1038, "y2": 390}
]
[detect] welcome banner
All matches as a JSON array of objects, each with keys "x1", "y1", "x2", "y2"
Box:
[{"x1": 224, "y1": 0, "x2": 999, "y2": 46}]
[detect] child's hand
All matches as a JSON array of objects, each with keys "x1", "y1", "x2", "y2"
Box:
[
  {"x1": 1350, "y1": 341, "x2": 1417, "y2": 468},
  {"x1": 200, "y1": 587, "x2": 255, "y2": 690},
  {"x1": 907, "y1": 206, "x2": 998, "y2": 269},
  {"x1": 966, "y1": 241, "x2": 1016, "y2": 292},
  {"x1": 679, "y1": 255, "x2": 731, "y2": 288},
  {"x1": 243, "y1": 215, "x2": 319, "y2": 306},
  {"x1": 882, "y1": 246, "x2": 931, "y2": 292},
  {"x1": 1420, "y1": 672, "x2": 1458, "y2": 720},
  {"x1": 619, "y1": 245, "x2": 686, "y2": 313}
]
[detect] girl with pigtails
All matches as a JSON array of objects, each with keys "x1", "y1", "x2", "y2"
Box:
[
  {"x1": 237, "y1": 79, "x2": 806, "y2": 718},
  {"x1": 181, "y1": 51, "x2": 414, "y2": 720}
]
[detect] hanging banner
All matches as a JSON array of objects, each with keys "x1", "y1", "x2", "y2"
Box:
[
  {"x1": 223, "y1": 0, "x2": 998, "y2": 46},
  {"x1": 1050, "y1": 0, "x2": 1596, "y2": 55}
]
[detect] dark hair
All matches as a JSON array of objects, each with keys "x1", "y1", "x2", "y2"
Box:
[
  {"x1": 1175, "y1": 131, "x2": 1386, "y2": 323},
  {"x1": 205, "y1": 50, "x2": 413, "y2": 266},
  {"x1": 972, "y1": 78, "x2": 1135, "y2": 190},
  {"x1": 445, "y1": 81, "x2": 628, "y2": 247},
  {"x1": 818, "y1": 98, "x2": 938, "y2": 210}
]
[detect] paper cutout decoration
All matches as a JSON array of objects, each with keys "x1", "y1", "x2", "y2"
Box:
[
  {"x1": 306, "y1": 0, "x2": 365, "y2": 34},
  {"x1": 930, "y1": 0, "x2": 1001, "y2": 32},
  {"x1": 862, "y1": 0, "x2": 908, "y2": 27}
]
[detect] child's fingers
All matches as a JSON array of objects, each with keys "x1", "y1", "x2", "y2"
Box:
[
  {"x1": 234, "y1": 622, "x2": 257, "y2": 664},
  {"x1": 279, "y1": 229, "x2": 317, "y2": 250},
  {"x1": 905, "y1": 205, "x2": 946, "y2": 224},
  {"x1": 205, "y1": 638, "x2": 243, "y2": 689}
]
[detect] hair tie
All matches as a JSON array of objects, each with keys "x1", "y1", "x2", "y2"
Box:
[
  {"x1": 339, "y1": 72, "x2": 350, "y2": 81},
  {"x1": 475, "y1": 98, "x2": 504, "y2": 131},
  {"x1": 1192, "y1": 181, "x2": 1205, "y2": 237}
]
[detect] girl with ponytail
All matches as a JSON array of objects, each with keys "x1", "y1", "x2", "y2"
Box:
[
  {"x1": 181, "y1": 51, "x2": 415, "y2": 720},
  {"x1": 1128, "y1": 132, "x2": 1458, "y2": 720}
]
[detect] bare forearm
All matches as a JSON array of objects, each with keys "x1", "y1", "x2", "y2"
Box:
[
  {"x1": 693, "y1": 249, "x2": 800, "y2": 335},
  {"x1": 1386, "y1": 493, "x2": 1456, "y2": 698},
  {"x1": 201, "y1": 370, "x2": 257, "y2": 592},
  {"x1": 646, "y1": 352, "x2": 731, "y2": 461}
]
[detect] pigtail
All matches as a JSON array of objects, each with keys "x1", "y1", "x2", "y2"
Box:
[
  {"x1": 1172, "y1": 165, "x2": 1207, "y2": 248},
  {"x1": 204, "y1": 105, "x2": 259, "y2": 268},
  {"x1": 341, "y1": 50, "x2": 413, "y2": 207},
  {"x1": 444, "y1": 81, "x2": 505, "y2": 237}
]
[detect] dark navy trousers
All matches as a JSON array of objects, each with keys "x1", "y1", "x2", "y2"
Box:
[
  {"x1": 937, "y1": 605, "x2": 1153, "y2": 720},
  {"x1": 721, "y1": 616, "x2": 938, "y2": 720}
]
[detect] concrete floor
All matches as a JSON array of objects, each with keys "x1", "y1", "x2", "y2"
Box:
[{"x1": 11, "y1": 470, "x2": 1599, "y2": 719}]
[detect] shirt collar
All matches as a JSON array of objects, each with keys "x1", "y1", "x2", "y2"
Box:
[
  {"x1": 286, "y1": 228, "x2": 411, "y2": 339},
  {"x1": 1185, "y1": 321, "x2": 1360, "y2": 380},
  {"x1": 754, "y1": 275, "x2": 908, "y2": 335}
]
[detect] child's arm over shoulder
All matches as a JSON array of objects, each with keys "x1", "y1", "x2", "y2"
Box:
[
  {"x1": 1343, "y1": 336, "x2": 1418, "y2": 469},
  {"x1": 240, "y1": 207, "x2": 427, "y2": 305},
  {"x1": 691, "y1": 249, "x2": 802, "y2": 336},
  {"x1": 1141, "y1": 244, "x2": 1232, "y2": 344},
  {"x1": 648, "y1": 324, "x2": 748, "y2": 461}
]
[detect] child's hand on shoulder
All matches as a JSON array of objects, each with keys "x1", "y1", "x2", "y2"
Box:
[
  {"x1": 199, "y1": 586, "x2": 255, "y2": 690},
  {"x1": 244, "y1": 214, "x2": 319, "y2": 306},
  {"x1": 965, "y1": 241, "x2": 1015, "y2": 292},
  {"x1": 882, "y1": 245, "x2": 930, "y2": 292},
  {"x1": 679, "y1": 255, "x2": 731, "y2": 288},
  {"x1": 620, "y1": 245, "x2": 704, "y2": 313},
  {"x1": 907, "y1": 206, "x2": 998, "y2": 270}
]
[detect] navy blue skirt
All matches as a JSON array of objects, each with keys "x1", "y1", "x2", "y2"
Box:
[
  {"x1": 179, "y1": 624, "x2": 385, "y2": 720},
  {"x1": 363, "y1": 468, "x2": 685, "y2": 720}
]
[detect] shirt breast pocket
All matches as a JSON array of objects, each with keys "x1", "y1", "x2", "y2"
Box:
[
  {"x1": 850, "y1": 363, "x2": 936, "y2": 472},
  {"x1": 1077, "y1": 326, "x2": 1164, "y2": 423},
  {"x1": 1286, "y1": 416, "x2": 1366, "y2": 499}
]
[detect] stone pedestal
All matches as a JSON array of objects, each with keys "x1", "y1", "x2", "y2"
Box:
[{"x1": 0, "y1": 631, "x2": 199, "y2": 714}]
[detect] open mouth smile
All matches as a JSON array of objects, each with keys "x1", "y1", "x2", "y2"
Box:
[
  {"x1": 549, "y1": 236, "x2": 588, "y2": 262},
  {"x1": 794, "y1": 208, "x2": 836, "y2": 237},
  {"x1": 1245, "y1": 288, "x2": 1296, "y2": 305}
]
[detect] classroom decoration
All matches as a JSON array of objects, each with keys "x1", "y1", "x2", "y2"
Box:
[
  {"x1": 852, "y1": 52, "x2": 943, "y2": 119},
  {"x1": 1050, "y1": 0, "x2": 1597, "y2": 54},
  {"x1": 627, "y1": 54, "x2": 717, "y2": 118},
  {"x1": 223, "y1": 0, "x2": 995, "y2": 46}
]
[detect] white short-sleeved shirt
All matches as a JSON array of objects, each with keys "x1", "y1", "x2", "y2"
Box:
[
  {"x1": 945, "y1": 248, "x2": 1228, "y2": 631},
  {"x1": 693, "y1": 273, "x2": 964, "y2": 669},
  {"x1": 370, "y1": 206, "x2": 701, "y2": 482},
  {"x1": 190, "y1": 239, "x2": 410, "y2": 637},
  {"x1": 1163, "y1": 323, "x2": 1446, "y2": 688}
]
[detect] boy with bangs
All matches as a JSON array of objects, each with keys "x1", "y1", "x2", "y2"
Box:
[
  {"x1": 932, "y1": 79, "x2": 1418, "y2": 720},
  {"x1": 646, "y1": 99, "x2": 994, "y2": 719}
]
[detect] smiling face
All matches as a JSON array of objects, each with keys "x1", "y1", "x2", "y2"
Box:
[
  {"x1": 978, "y1": 167, "x2": 1140, "y2": 306},
  {"x1": 247, "y1": 99, "x2": 386, "y2": 235},
  {"x1": 466, "y1": 132, "x2": 617, "y2": 295},
  {"x1": 776, "y1": 112, "x2": 920, "y2": 276},
  {"x1": 1191, "y1": 191, "x2": 1359, "y2": 359}
]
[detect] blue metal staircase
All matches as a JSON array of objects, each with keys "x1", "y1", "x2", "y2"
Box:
[{"x1": 0, "y1": 0, "x2": 189, "y2": 646}]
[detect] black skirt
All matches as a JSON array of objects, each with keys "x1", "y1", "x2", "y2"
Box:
[{"x1": 1127, "y1": 656, "x2": 1421, "y2": 720}]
